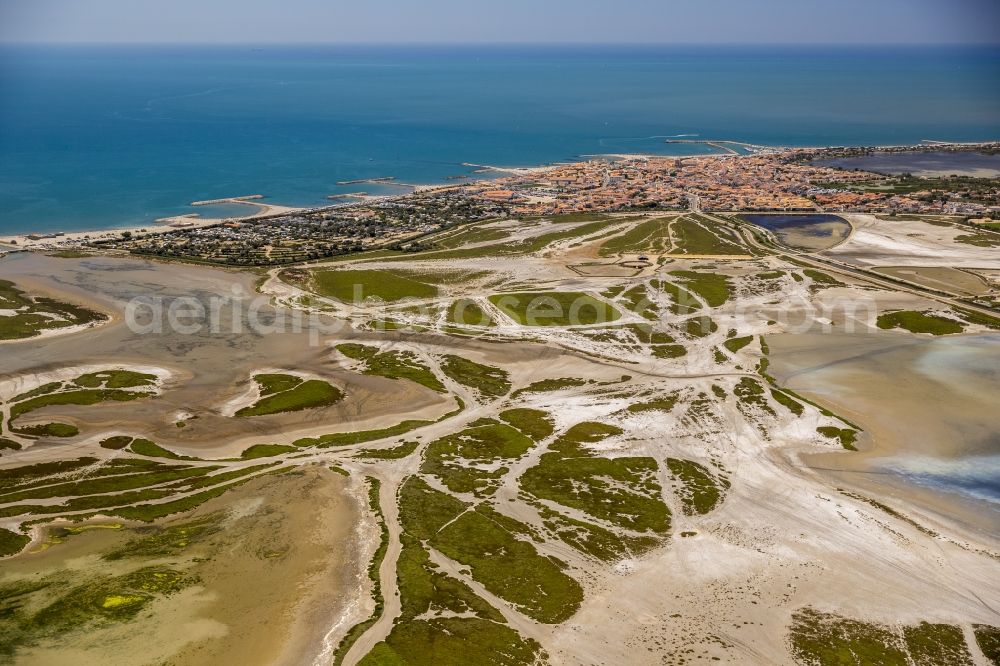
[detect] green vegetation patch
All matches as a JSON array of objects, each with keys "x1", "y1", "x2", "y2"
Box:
[
  {"x1": 358, "y1": 533, "x2": 544, "y2": 666},
  {"x1": 489, "y1": 292, "x2": 621, "y2": 327},
  {"x1": 0, "y1": 527, "x2": 30, "y2": 557},
  {"x1": 789, "y1": 608, "x2": 908, "y2": 666},
  {"x1": 670, "y1": 216, "x2": 748, "y2": 255},
  {"x1": 627, "y1": 393, "x2": 679, "y2": 414},
  {"x1": 0, "y1": 438, "x2": 21, "y2": 452},
  {"x1": 236, "y1": 374, "x2": 344, "y2": 417},
  {"x1": 669, "y1": 270, "x2": 732, "y2": 307},
  {"x1": 439, "y1": 354, "x2": 510, "y2": 397},
  {"x1": 973, "y1": 625, "x2": 1000, "y2": 665},
  {"x1": 11, "y1": 382, "x2": 63, "y2": 402},
  {"x1": 99, "y1": 436, "x2": 133, "y2": 450},
  {"x1": 433, "y1": 506, "x2": 583, "y2": 624},
  {"x1": 771, "y1": 389, "x2": 805, "y2": 417},
  {"x1": 337, "y1": 343, "x2": 445, "y2": 392},
  {"x1": 0, "y1": 464, "x2": 214, "y2": 504},
  {"x1": 734, "y1": 377, "x2": 776, "y2": 418},
  {"x1": 299, "y1": 420, "x2": 433, "y2": 448},
  {"x1": 683, "y1": 316, "x2": 718, "y2": 338},
  {"x1": 877, "y1": 310, "x2": 964, "y2": 335},
  {"x1": 10, "y1": 388, "x2": 148, "y2": 423},
  {"x1": 240, "y1": 444, "x2": 297, "y2": 459},
  {"x1": 790, "y1": 609, "x2": 976, "y2": 666},
  {"x1": 0, "y1": 279, "x2": 107, "y2": 341},
  {"x1": 804, "y1": 268, "x2": 846, "y2": 290},
  {"x1": 446, "y1": 298, "x2": 494, "y2": 327},
  {"x1": 422, "y1": 420, "x2": 534, "y2": 497},
  {"x1": 618, "y1": 284, "x2": 660, "y2": 320},
  {"x1": 73, "y1": 370, "x2": 157, "y2": 389},
  {"x1": 817, "y1": 426, "x2": 859, "y2": 451},
  {"x1": 521, "y1": 422, "x2": 670, "y2": 535},
  {"x1": 652, "y1": 344, "x2": 688, "y2": 359},
  {"x1": 723, "y1": 335, "x2": 754, "y2": 353},
  {"x1": 311, "y1": 269, "x2": 438, "y2": 303},
  {"x1": 650, "y1": 278, "x2": 699, "y2": 315},
  {"x1": 13, "y1": 423, "x2": 79, "y2": 438},
  {"x1": 499, "y1": 408, "x2": 554, "y2": 441},
  {"x1": 356, "y1": 440, "x2": 420, "y2": 460},
  {"x1": 129, "y1": 439, "x2": 197, "y2": 460},
  {"x1": 666, "y1": 458, "x2": 730, "y2": 516},
  {"x1": 0, "y1": 457, "x2": 100, "y2": 491},
  {"x1": 510, "y1": 377, "x2": 589, "y2": 397},
  {"x1": 598, "y1": 216, "x2": 673, "y2": 257},
  {"x1": 902, "y1": 622, "x2": 974, "y2": 665},
  {"x1": 398, "y1": 478, "x2": 583, "y2": 625}
]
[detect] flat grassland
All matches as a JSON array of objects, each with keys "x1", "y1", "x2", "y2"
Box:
[{"x1": 489, "y1": 291, "x2": 621, "y2": 326}]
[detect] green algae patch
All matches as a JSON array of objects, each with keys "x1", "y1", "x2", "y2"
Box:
[
  {"x1": 29, "y1": 567, "x2": 194, "y2": 630},
  {"x1": 439, "y1": 354, "x2": 510, "y2": 397},
  {"x1": 877, "y1": 310, "x2": 965, "y2": 335},
  {"x1": 337, "y1": 343, "x2": 445, "y2": 393},
  {"x1": 236, "y1": 374, "x2": 344, "y2": 417}
]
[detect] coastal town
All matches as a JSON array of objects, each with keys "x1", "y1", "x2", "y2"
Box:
[{"x1": 4, "y1": 143, "x2": 999, "y2": 265}]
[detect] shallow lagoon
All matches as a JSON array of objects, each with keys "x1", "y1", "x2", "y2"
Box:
[
  {"x1": 740, "y1": 213, "x2": 851, "y2": 251},
  {"x1": 769, "y1": 331, "x2": 1000, "y2": 517},
  {"x1": 815, "y1": 151, "x2": 1000, "y2": 178}
]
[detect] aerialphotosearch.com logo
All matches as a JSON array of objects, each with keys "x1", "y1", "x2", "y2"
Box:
[
  {"x1": 124, "y1": 284, "x2": 348, "y2": 345},
  {"x1": 123, "y1": 280, "x2": 882, "y2": 343}
]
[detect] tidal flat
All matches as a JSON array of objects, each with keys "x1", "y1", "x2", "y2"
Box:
[
  {"x1": 0, "y1": 467, "x2": 364, "y2": 666},
  {"x1": 768, "y1": 330, "x2": 1000, "y2": 531}
]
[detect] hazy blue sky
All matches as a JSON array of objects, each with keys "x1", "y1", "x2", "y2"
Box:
[{"x1": 1, "y1": 0, "x2": 998, "y2": 45}]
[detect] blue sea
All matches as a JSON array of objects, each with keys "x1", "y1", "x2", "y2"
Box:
[{"x1": 1, "y1": 44, "x2": 999, "y2": 234}]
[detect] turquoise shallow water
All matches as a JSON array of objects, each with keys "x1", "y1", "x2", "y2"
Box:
[{"x1": 1, "y1": 44, "x2": 999, "y2": 234}]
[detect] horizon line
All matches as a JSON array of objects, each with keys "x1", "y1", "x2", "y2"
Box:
[{"x1": 2, "y1": 40, "x2": 999, "y2": 47}]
